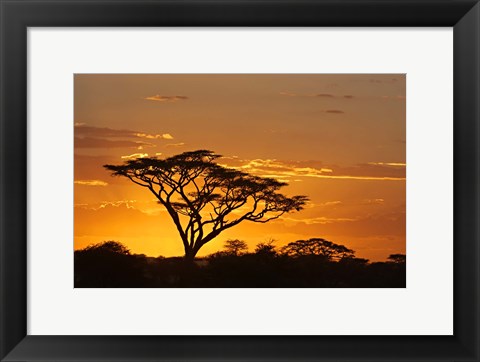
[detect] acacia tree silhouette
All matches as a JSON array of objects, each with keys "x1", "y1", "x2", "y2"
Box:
[
  {"x1": 281, "y1": 238, "x2": 355, "y2": 261},
  {"x1": 387, "y1": 254, "x2": 406, "y2": 264},
  {"x1": 223, "y1": 239, "x2": 248, "y2": 256},
  {"x1": 104, "y1": 150, "x2": 308, "y2": 261}
]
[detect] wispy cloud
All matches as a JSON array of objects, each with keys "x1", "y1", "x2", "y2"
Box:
[
  {"x1": 165, "y1": 142, "x2": 186, "y2": 148},
  {"x1": 75, "y1": 125, "x2": 174, "y2": 140},
  {"x1": 75, "y1": 125, "x2": 137, "y2": 138},
  {"x1": 97, "y1": 200, "x2": 136, "y2": 209},
  {"x1": 280, "y1": 90, "x2": 405, "y2": 102},
  {"x1": 221, "y1": 158, "x2": 405, "y2": 181},
  {"x1": 75, "y1": 199, "x2": 166, "y2": 216},
  {"x1": 74, "y1": 180, "x2": 108, "y2": 186},
  {"x1": 368, "y1": 77, "x2": 403, "y2": 84},
  {"x1": 121, "y1": 153, "x2": 149, "y2": 160},
  {"x1": 279, "y1": 91, "x2": 297, "y2": 97},
  {"x1": 381, "y1": 95, "x2": 406, "y2": 101},
  {"x1": 280, "y1": 91, "x2": 355, "y2": 100},
  {"x1": 320, "y1": 201, "x2": 343, "y2": 207},
  {"x1": 324, "y1": 110, "x2": 344, "y2": 114},
  {"x1": 296, "y1": 174, "x2": 405, "y2": 181},
  {"x1": 281, "y1": 216, "x2": 356, "y2": 225},
  {"x1": 368, "y1": 162, "x2": 406, "y2": 167},
  {"x1": 134, "y1": 133, "x2": 174, "y2": 140},
  {"x1": 74, "y1": 125, "x2": 173, "y2": 149},
  {"x1": 144, "y1": 95, "x2": 188, "y2": 102},
  {"x1": 75, "y1": 137, "x2": 153, "y2": 149},
  {"x1": 363, "y1": 198, "x2": 385, "y2": 205}
]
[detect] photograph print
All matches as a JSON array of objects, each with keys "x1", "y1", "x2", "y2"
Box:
[{"x1": 74, "y1": 74, "x2": 406, "y2": 288}]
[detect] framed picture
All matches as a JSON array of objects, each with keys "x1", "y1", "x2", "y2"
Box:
[
  {"x1": 72, "y1": 73, "x2": 407, "y2": 289},
  {"x1": 1, "y1": 0, "x2": 479, "y2": 361}
]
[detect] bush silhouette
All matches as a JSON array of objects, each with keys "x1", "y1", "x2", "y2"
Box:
[
  {"x1": 223, "y1": 239, "x2": 248, "y2": 256},
  {"x1": 254, "y1": 239, "x2": 277, "y2": 257},
  {"x1": 74, "y1": 241, "x2": 147, "y2": 287},
  {"x1": 74, "y1": 240, "x2": 406, "y2": 288}
]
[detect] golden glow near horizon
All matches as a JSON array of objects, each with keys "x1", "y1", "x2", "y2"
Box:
[{"x1": 74, "y1": 74, "x2": 406, "y2": 261}]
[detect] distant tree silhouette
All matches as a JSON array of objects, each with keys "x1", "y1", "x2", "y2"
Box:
[
  {"x1": 104, "y1": 150, "x2": 307, "y2": 261},
  {"x1": 74, "y1": 241, "x2": 146, "y2": 287},
  {"x1": 75, "y1": 239, "x2": 406, "y2": 288},
  {"x1": 281, "y1": 238, "x2": 355, "y2": 261},
  {"x1": 254, "y1": 239, "x2": 277, "y2": 256},
  {"x1": 223, "y1": 239, "x2": 248, "y2": 256},
  {"x1": 82, "y1": 240, "x2": 131, "y2": 255},
  {"x1": 387, "y1": 254, "x2": 406, "y2": 264}
]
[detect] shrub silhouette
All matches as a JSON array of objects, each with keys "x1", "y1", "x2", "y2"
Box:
[
  {"x1": 223, "y1": 239, "x2": 248, "y2": 256},
  {"x1": 254, "y1": 239, "x2": 277, "y2": 257},
  {"x1": 74, "y1": 241, "x2": 146, "y2": 287},
  {"x1": 82, "y1": 240, "x2": 131, "y2": 255},
  {"x1": 74, "y1": 239, "x2": 406, "y2": 288},
  {"x1": 387, "y1": 254, "x2": 406, "y2": 264}
]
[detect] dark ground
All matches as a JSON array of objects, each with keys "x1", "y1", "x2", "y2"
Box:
[{"x1": 74, "y1": 242, "x2": 406, "y2": 288}]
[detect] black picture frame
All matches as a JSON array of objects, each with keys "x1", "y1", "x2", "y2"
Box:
[{"x1": 1, "y1": 1, "x2": 479, "y2": 361}]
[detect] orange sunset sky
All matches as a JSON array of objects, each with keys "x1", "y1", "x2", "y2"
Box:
[{"x1": 74, "y1": 74, "x2": 406, "y2": 261}]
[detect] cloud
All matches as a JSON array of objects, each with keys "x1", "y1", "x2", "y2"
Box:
[
  {"x1": 320, "y1": 201, "x2": 343, "y2": 207},
  {"x1": 144, "y1": 95, "x2": 188, "y2": 102},
  {"x1": 280, "y1": 91, "x2": 405, "y2": 102},
  {"x1": 135, "y1": 133, "x2": 174, "y2": 140},
  {"x1": 324, "y1": 110, "x2": 344, "y2": 114},
  {"x1": 381, "y1": 95, "x2": 406, "y2": 101},
  {"x1": 363, "y1": 198, "x2": 385, "y2": 205},
  {"x1": 74, "y1": 180, "x2": 108, "y2": 186},
  {"x1": 279, "y1": 91, "x2": 297, "y2": 97},
  {"x1": 165, "y1": 142, "x2": 186, "y2": 148},
  {"x1": 121, "y1": 153, "x2": 149, "y2": 160},
  {"x1": 281, "y1": 216, "x2": 356, "y2": 225},
  {"x1": 75, "y1": 199, "x2": 166, "y2": 216},
  {"x1": 97, "y1": 200, "x2": 136, "y2": 210},
  {"x1": 74, "y1": 125, "x2": 173, "y2": 148},
  {"x1": 280, "y1": 92, "x2": 355, "y2": 100},
  {"x1": 276, "y1": 209, "x2": 406, "y2": 244},
  {"x1": 75, "y1": 137, "x2": 153, "y2": 149},
  {"x1": 368, "y1": 162, "x2": 406, "y2": 167},
  {"x1": 222, "y1": 158, "x2": 405, "y2": 181},
  {"x1": 75, "y1": 125, "x2": 174, "y2": 140},
  {"x1": 75, "y1": 125, "x2": 138, "y2": 138},
  {"x1": 368, "y1": 77, "x2": 404, "y2": 84}
]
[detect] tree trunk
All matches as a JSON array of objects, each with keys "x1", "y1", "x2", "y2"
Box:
[
  {"x1": 183, "y1": 247, "x2": 197, "y2": 263},
  {"x1": 180, "y1": 247, "x2": 199, "y2": 286}
]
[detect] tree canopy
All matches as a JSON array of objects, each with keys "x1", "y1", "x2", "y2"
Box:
[
  {"x1": 387, "y1": 254, "x2": 406, "y2": 264},
  {"x1": 104, "y1": 150, "x2": 308, "y2": 260},
  {"x1": 281, "y1": 238, "x2": 355, "y2": 261},
  {"x1": 80, "y1": 240, "x2": 131, "y2": 255},
  {"x1": 254, "y1": 239, "x2": 277, "y2": 256},
  {"x1": 223, "y1": 239, "x2": 248, "y2": 256}
]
